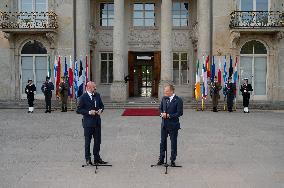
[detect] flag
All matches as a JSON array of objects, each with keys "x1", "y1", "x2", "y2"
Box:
[
  {"x1": 74, "y1": 60, "x2": 79, "y2": 99},
  {"x1": 53, "y1": 55, "x2": 57, "y2": 85},
  {"x1": 210, "y1": 56, "x2": 215, "y2": 82},
  {"x1": 223, "y1": 56, "x2": 228, "y2": 97},
  {"x1": 68, "y1": 56, "x2": 74, "y2": 98},
  {"x1": 229, "y1": 55, "x2": 233, "y2": 78},
  {"x1": 64, "y1": 56, "x2": 68, "y2": 77},
  {"x1": 206, "y1": 55, "x2": 210, "y2": 78},
  {"x1": 202, "y1": 57, "x2": 208, "y2": 98},
  {"x1": 195, "y1": 59, "x2": 201, "y2": 101},
  {"x1": 56, "y1": 55, "x2": 61, "y2": 97},
  {"x1": 47, "y1": 55, "x2": 51, "y2": 78},
  {"x1": 85, "y1": 55, "x2": 88, "y2": 87},
  {"x1": 77, "y1": 59, "x2": 85, "y2": 98},
  {"x1": 233, "y1": 56, "x2": 238, "y2": 97},
  {"x1": 217, "y1": 57, "x2": 222, "y2": 83}
]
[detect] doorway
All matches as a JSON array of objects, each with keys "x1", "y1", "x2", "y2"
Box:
[{"x1": 128, "y1": 51, "x2": 161, "y2": 97}]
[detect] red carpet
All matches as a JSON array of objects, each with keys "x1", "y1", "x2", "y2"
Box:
[{"x1": 122, "y1": 108, "x2": 160, "y2": 116}]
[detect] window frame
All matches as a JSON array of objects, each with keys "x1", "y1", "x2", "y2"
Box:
[
  {"x1": 100, "y1": 52, "x2": 113, "y2": 84},
  {"x1": 132, "y1": 2, "x2": 156, "y2": 28},
  {"x1": 173, "y1": 52, "x2": 189, "y2": 85},
  {"x1": 18, "y1": 0, "x2": 48, "y2": 12},
  {"x1": 172, "y1": 1, "x2": 189, "y2": 28},
  {"x1": 99, "y1": 2, "x2": 114, "y2": 27}
]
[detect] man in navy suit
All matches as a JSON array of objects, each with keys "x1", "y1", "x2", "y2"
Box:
[
  {"x1": 76, "y1": 81, "x2": 107, "y2": 165},
  {"x1": 157, "y1": 84, "x2": 183, "y2": 167}
]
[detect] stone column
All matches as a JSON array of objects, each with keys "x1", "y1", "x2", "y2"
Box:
[
  {"x1": 197, "y1": 0, "x2": 210, "y2": 60},
  {"x1": 110, "y1": 0, "x2": 128, "y2": 102},
  {"x1": 159, "y1": 0, "x2": 173, "y2": 99},
  {"x1": 76, "y1": 0, "x2": 90, "y2": 60}
]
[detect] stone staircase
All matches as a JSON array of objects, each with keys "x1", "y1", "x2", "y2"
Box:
[{"x1": 1, "y1": 98, "x2": 284, "y2": 110}]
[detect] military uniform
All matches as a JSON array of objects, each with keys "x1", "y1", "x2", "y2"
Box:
[
  {"x1": 210, "y1": 80, "x2": 222, "y2": 112},
  {"x1": 25, "y1": 81, "x2": 36, "y2": 113},
  {"x1": 59, "y1": 79, "x2": 69, "y2": 112},
  {"x1": 41, "y1": 77, "x2": 54, "y2": 113},
  {"x1": 240, "y1": 81, "x2": 253, "y2": 113},
  {"x1": 225, "y1": 80, "x2": 236, "y2": 112}
]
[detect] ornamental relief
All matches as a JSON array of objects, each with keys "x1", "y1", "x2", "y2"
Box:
[
  {"x1": 128, "y1": 29, "x2": 160, "y2": 44},
  {"x1": 95, "y1": 30, "x2": 113, "y2": 49},
  {"x1": 172, "y1": 30, "x2": 190, "y2": 50}
]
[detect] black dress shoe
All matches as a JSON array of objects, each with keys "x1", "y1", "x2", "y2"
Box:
[
  {"x1": 170, "y1": 161, "x2": 176, "y2": 167},
  {"x1": 45, "y1": 110, "x2": 48, "y2": 113},
  {"x1": 157, "y1": 160, "x2": 164, "y2": 165},
  {"x1": 94, "y1": 159, "x2": 108, "y2": 164},
  {"x1": 86, "y1": 159, "x2": 93, "y2": 166}
]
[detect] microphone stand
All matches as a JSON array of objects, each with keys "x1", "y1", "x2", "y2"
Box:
[
  {"x1": 82, "y1": 162, "x2": 112, "y2": 174},
  {"x1": 151, "y1": 98, "x2": 182, "y2": 174}
]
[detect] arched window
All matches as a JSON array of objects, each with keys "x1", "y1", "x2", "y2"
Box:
[
  {"x1": 240, "y1": 40, "x2": 267, "y2": 99},
  {"x1": 21, "y1": 40, "x2": 48, "y2": 98}
]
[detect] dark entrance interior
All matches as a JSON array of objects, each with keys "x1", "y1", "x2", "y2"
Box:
[{"x1": 128, "y1": 51, "x2": 161, "y2": 97}]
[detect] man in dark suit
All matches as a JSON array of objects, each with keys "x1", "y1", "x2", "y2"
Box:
[
  {"x1": 76, "y1": 81, "x2": 107, "y2": 165},
  {"x1": 157, "y1": 84, "x2": 183, "y2": 167},
  {"x1": 225, "y1": 77, "x2": 236, "y2": 112},
  {"x1": 41, "y1": 76, "x2": 54, "y2": 113},
  {"x1": 240, "y1": 78, "x2": 253, "y2": 113}
]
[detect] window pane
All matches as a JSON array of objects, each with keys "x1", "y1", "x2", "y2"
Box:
[
  {"x1": 241, "y1": 41, "x2": 254, "y2": 54},
  {"x1": 134, "y1": 4, "x2": 143, "y2": 10},
  {"x1": 133, "y1": 19, "x2": 144, "y2": 26},
  {"x1": 173, "y1": 61, "x2": 179, "y2": 84},
  {"x1": 256, "y1": 0, "x2": 268, "y2": 11},
  {"x1": 241, "y1": 0, "x2": 253, "y2": 11},
  {"x1": 108, "y1": 19, "x2": 113, "y2": 26},
  {"x1": 101, "y1": 62, "x2": 107, "y2": 83},
  {"x1": 101, "y1": 53, "x2": 107, "y2": 60},
  {"x1": 109, "y1": 61, "x2": 113, "y2": 83},
  {"x1": 239, "y1": 56, "x2": 253, "y2": 95},
  {"x1": 254, "y1": 41, "x2": 267, "y2": 54},
  {"x1": 108, "y1": 11, "x2": 114, "y2": 19},
  {"x1": 173, "y1": 53, "x2": 179, "y2": 60},
  {"x1": 173, "y1": 11, "x2": 180, "y2": 19},
  {"x1": 181, "y1": 53, "x2": 187, "y2": 60},
  {"x1": 173, "y1": 2, "x2": 180, "y2": 11},
  {"x1": 35, "y1": 4, "x2": 46, "y2": 12},
  {"x1": 173, "y1": 19, "x2": 180, "y2": 26},
  {"x1": 180, "y1": 11, "x2": 188, "y2": 19},
  {"x1": 134, "y1": 11, "x2": 143, "y2": 18},
  {"x1": 101, "y1": 19, "x2": 107, "y2": 26},
  {"x1": 180, "y1": 19, "x2": 188, "y2": 26},
  {"x1": 109, "y1": 53, "x2": 113, "y2": 60},
  {"x1": 145, "y1": 11, "x2": 154, "y2": 18},
  {"x1": 181, "y1": 69, "x2": 188, "y2": 84},
  {"x1": 145, "y1": 4, "x2": 154, "y2": 11},
  {"x1": 35, "y1": 56, "x2": 47, "y2": 94},
  {"x1": 108, "y1": 3, "x2": 114, "y2": 11},
  {"x1": 21, "y1": 3, "x2": 33, "y2": 12},
  {"x1": 254, "y1": 57, "x2": 267, "y2": 95},
  {"x1": 145, "y1": 19, "x2": 154, "y2": 26},
  {"x1": 21, "y1": 56, "x2": 34, "y2": 94},
  {"x1": 101, "y1": 10, "x2": 107, "y2": 19}
]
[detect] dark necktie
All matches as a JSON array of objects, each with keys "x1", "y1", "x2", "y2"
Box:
[{"x1": 91, "y1": 94, "x2": 95, "y2": 102}]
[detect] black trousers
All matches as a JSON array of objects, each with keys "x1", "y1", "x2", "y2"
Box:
[
  {"x1": 159, "y1": 125, "x2": 179, "y2": 162},
  {"x1": 27, "y1": 95, "x2": 34, "y2": 107},
  {"x1": 84, "y1": 125, "x2": 101, "y2": 160},
  {"x1": 227, "y1": 95, "x2": 234, "y2": 112},
  {"x1": 45, "y1": 95, "x2": 52, "y2": 110},
  {"x1": 243, "y1": 95, "x2": 250, "y2": 107}
]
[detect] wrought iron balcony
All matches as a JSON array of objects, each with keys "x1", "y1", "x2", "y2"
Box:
[
  {"x1": 230, "y1": 11, "x2": 284, "y2": 29},
  {"x1": 0, "y1": 11, "x2": 58, "y2": 30}
]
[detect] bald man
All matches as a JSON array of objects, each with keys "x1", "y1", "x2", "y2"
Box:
[{"x1": 76, "y1": 82, "x2": 107, "y2": 165}]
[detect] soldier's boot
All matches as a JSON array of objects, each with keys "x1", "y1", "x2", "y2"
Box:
[
  {"x1": 64, "y1": 107, "x2": 67, "y2": 112},
  {"x1": 30, "y1": 107, "x2": 34, "y2": 113},
  {"x1": 61, "y1": 106, "x2": 64, "y2": 112},
  {"x1": 28, "y1": 107, "x2": 31, "y2": 113}
]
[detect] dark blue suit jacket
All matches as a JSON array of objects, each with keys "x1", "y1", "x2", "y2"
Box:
[
  {"x1": 160, "y1": 95, "x2": 183, "y2": 130},
  {"x1": 76, "y1": 92, "x2": 104, "y2": 128}
]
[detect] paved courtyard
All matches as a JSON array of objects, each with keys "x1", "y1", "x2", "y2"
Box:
[{"x1": 0, "y1": 108, "x2": 284, "y2": 188}]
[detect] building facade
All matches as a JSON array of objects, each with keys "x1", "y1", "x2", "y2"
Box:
[{"x1": 0, "y1": 0, "x2": 284, "y2": 102}]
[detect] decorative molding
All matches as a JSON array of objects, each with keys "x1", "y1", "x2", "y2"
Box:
[
  {"x1": 172, "y1": 30, "x2": 190, "y2": 50},
  {"x1": 4, "y1": 32, "x2": 13, "y2": 40},
  {"x1": 276, "y1": 31, "x2": 284, "y2": 40},
  {"x1": 189, "y1": 22, "x2": 198, "y2": 50},
  {"x1": 45, "y1": 32, "x2": 57, "y2": 48},
  {"x1": 128, "y1": 29, "x2": 160, "y2": 45},
  {"x1": 89, "y1": 24, "x2": 97, "y2": 47},
  {"x1": 229, "y1": 31, "x2": 241, "y2": 49},
  {"x1": 95, "y1": 30, "x2": 113, "y2": 49}
]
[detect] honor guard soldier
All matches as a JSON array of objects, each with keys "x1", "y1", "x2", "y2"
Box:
[
  {"x1": 25, "y1": 79, "x2": 36, "y2": 113},
  {"x1": 240, "y1": 78, "x2": 253, "y2": 113},
  {"x1": 59, "y1": 76, "x2": 69, "y2": 112},
  {"x1": 41, "y1": 76, "x2": 54, "y2": 113},
  {"x1": 224, "y1": 77, "x2": 236, "y2": 112},
  {"x1": 210, "y1": 76, "x2": 222, "y2": 112}
]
